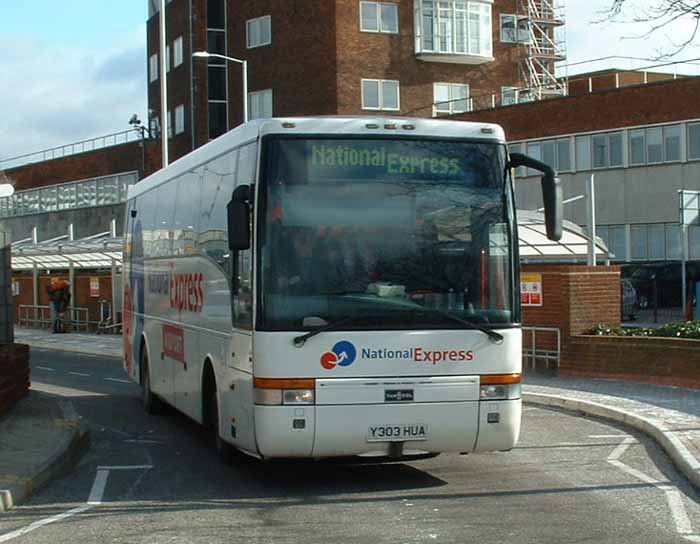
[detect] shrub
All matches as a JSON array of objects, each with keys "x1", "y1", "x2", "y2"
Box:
[{"x1": 589, "y1": 321, "x2": 700, "y2": 340}]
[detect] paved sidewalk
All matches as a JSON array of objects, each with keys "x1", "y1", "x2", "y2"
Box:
[
  {"x1": 15, "y1": 328, "x2": 122, "y2": 359},
  {"x1": 524, "y1": 374, "x2": 700, "y2": 489},
  {"x1": 0, "y1": 391, "x2": 88, "y2": 510}
]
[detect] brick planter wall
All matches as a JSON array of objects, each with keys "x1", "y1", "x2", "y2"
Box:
[
  {"x1": 0, "y1": 344, "x2": 30, "y2": 417},
  {"x1": 562, "y1": 335, "x2": 700, "y2": 388}
]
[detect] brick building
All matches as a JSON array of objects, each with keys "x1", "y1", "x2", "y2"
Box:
[{"x1": 146, "y1": 0, "x2": 565, "y2": 162}]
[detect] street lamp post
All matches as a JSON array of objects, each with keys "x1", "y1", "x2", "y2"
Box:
[{"x1": 193, "y1": 51, "x2": 248, "y2": 124}]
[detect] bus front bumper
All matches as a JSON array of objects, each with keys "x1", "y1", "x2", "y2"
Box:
[{"x1": 253, "y1": 399, "x2": 521, "y2": 459}]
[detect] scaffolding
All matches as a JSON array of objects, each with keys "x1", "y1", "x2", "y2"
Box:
[{"x1": 517, "y1": 0, "x2": 567, "y2": 100}]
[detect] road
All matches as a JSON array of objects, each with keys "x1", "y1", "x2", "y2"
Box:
[{"x1": 1, "y1": 349, "x2": 700, "y2": 543}]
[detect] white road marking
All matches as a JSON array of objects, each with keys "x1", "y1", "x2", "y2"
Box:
[
  {"x1": 35, "y1": 366, "x2": 55, "y2": 372},
  {"x1": 607, "y1": 437, "x2": 636, "y2": 461},
  {"x1": 0, "y1": 465, "x2": 153, "y2": 541},
  {"x1": 87, "y1": 470, "x2": 109, "y2": 505},
  {"x1": 608, "y1": 437, "x2": 698, "y2": 540},
  {"x1": 589, "y1": 434, "x2": 631, "y2": 439},
  {"x1": 68, "y1": 372, "x2": 90, "y2": 377},
  {"x1": 105, "y1": 378, "x2": 131, "y2": 384},
  {"x1": 0, "y1": 505, "x2": 92, "y2": 542},
  {"x1": 124, "y1": 439, "x2": 163, "y2": 445}
]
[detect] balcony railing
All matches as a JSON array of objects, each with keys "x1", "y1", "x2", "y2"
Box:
[
  {"x1": 0, "y1": 130, "x2": 142, "y2": 172},
  {"x1": 0, "y1": 172, "x2": 137, "y2": 219}
]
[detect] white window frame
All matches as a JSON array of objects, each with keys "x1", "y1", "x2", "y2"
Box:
[
  {"x1": 416, "y1": 0, "x2": 493, "y2": 57},
  {"x1": 173, "y1": 36, "x2": 184, "y2": 68},
  {"x1": 248, "y1": 89, "x2": 273, "y2": 120},
  {"x1": 361, "y1": 79, "x2": 400, "y2": 111},
  {"x1": 175, "y1": 105, "x2": 185, "y2": 135},
  {"x1": 501, "y1": 86, "x2": 519, "y2": 106},
  {"x1": 433, "y1": 83, "x2": 470, "y2": 115},
  {"x1": 500, "y1": 14, "x2": 516, "y2": 43},
  {"x1": 360, "y1": 1, "x2": 399, "y2": 34},
  {"x1": 149, "y1": 53, "x2": 159, "y2": 83},
  {"x1": 246, "y1": 15, "x2": 272, "y2": 49}
]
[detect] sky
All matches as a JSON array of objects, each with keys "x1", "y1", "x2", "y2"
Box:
[{"x1": 0, "y1": 0, "x2": 698, "y2": 162}]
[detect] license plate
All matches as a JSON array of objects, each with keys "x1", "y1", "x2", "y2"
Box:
[{"x1": 367, "y1": 424, "x2": 429, "y2": 442}]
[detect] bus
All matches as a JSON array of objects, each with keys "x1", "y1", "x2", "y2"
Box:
[{"x1": 122, "y1": 116, "x2": 561, "y2": 461}]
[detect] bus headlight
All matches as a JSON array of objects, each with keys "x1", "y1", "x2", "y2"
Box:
[
  {"x1": 480, "y1": 374, "x2": 521, "y2": 400},
  {"x1": 253, "y1": 378, "x2": 316, "y2": 406},
  {"x1": 282, "y1": 389, "x2": 315, "y2": 405}
]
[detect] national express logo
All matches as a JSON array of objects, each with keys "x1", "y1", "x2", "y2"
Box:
[
  {"x1": 320, "y1": 342, "x2": 475, "y2": 370},
  {"x1": 320, "y1": 341, "x2": 357, "y2": 370}
]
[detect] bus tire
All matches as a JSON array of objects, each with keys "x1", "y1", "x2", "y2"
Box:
[
  {"x1": 141, "y1": 344, "x2": 163, "y2": 415},
  {"x1": 203, "y1": 364, "x2": 234, "y2": 464}
]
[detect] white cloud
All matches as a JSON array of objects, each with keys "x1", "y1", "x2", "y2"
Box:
[
  {"x1": 565, "y1": 0, "x2": 700, "y2": 74},
  {"x1": 0, "y1": 33, "x2": 146, "y2": 162}
]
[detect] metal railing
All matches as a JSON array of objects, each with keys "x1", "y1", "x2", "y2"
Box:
[
  {"x1": 0, "y1": 172, "x2": 137, "y2": 218},
  {"x1": 0, "y1": 130, "x2": 142, "y2": 171},
  {"x1": 18, "y1": 305, "x2": 90, "y2": 332},
  {"x1": 522, "y1": 326, "x2": 561, "y2": 371}
]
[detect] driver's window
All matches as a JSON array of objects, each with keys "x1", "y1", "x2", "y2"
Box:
[{"x1": 232, "y1": 142, "x2": 256, "y2": 330}]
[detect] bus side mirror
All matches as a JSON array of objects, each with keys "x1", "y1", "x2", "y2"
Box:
[
  {"x1": 509, "y1": 153, "x2": 563, "y2": 241},
  {"x1": 228, "y1": 184, "x2": 251, "y2": 251}
]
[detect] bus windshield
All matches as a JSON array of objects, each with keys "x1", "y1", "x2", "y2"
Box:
[{"x1": 258, "y1": 137, "x2": 516, "y2": 331}]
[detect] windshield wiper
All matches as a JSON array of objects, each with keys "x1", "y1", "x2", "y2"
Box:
[
  {"x1": 403, "y1": 307, "x2": 504, "y2": 344},
  {"x1": 293, "y1": 315, "x2": 367, "y2": 348}
]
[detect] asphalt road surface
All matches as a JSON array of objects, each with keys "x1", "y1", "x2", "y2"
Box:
[{"x1": 1, "y1": 349, "x2": 700, "y2": 543}]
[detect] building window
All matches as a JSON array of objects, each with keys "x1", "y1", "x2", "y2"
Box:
[
  {"x1": 575, "y1": 135, "x2": 590, "y2": 171},
  {"x1": 360, "y1": 2, "x2": 399, "y2": 33},
  {"x1": 173, "y1": 36, "x2": 184, "y2": 68},
  {"x1": 646, "y1": 127, "x2": 663, "y2": 164},
  {"x1": 557, "y1": 138, "x2": 571, "y2": 171},
  {"x1": 209, "y1": 102, "x2": 227, "y2": 139},
  {"x1": 175, "y1": 105, "x2": 185, "y2": 135},
  {"x1": 149, "y1": 53, "x2": 158, "y2": 83},
  {"x1": 433, "y1": 83, "x2": 469, "y2": 115},
  {"x1": 166, "y1": 44, "x2": 171, "y2": 73},
  {"x1": 248, "y1": 89, "x2": 273, "y2": 120},
  {"x1": 208, "y1": 0, "x2": 226, "y2": 29},
  {"x1": 689, "y1": 123, "x2": 700, "y2": 161},
  {"x1": 416, "y1": 0, "x2": 492, "y2": 57},
  {"x1": 664, "y1": 125, "x2": 681, "y2": 162},
  {"x1": 501, "y1": 86, "x2": 519, "y2": 106},
  {"x1": 631, "y1": 225, "x2": 648, "y2": 260},
  {"x1": 208, "y1": 66, "x2": 227, "y2": 101},
  {"x1": 629, "y1": 129, "x2": 645, "y2": 165},
  {"x1": 500, "y1": 14, "x2": 516, "y2": 43},
  {"x1": 247, "y1": 16, "x2": 272, "y2": 49},
  {"x1": 361, "y1": 79, "x2": 400, "y2": 111},
  {"x1": 167, "y1": 109, "x2": 173, "y2": 139},
  {"x1": 591, "y1": 132, "x2": 623, "y2": 169}
]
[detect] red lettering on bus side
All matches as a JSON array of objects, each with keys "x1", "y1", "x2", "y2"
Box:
[{"x1": 197, "y1": 273, "x2": 204, "y2": 312}]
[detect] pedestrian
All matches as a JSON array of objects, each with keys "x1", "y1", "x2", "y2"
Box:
[{"x1": 47, "y1": 278, "x2": 71, "y2": 333}]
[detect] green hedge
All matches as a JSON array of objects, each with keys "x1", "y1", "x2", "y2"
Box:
[{"x1": 589, "y1": 321, "x2": 700, "y2": 340}]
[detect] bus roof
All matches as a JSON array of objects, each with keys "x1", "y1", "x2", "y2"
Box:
[{"x1": 129, "y1": 116, "x2": 505, "y2": 199}]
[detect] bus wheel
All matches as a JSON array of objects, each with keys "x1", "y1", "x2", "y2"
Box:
[
  {"x1": 204, "y1": 367, "x2": 233, "y2": 464},
  {"x1": 141, "y1": 347, "x2": 162, "y2": 415}
]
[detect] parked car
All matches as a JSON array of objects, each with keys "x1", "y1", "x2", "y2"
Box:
[
  {"x1": 625, "y1": 262, "x2": 700, "y2": 310},
  {"x1": 620, "y1": 278, "x2": 638, "y2": 320}
]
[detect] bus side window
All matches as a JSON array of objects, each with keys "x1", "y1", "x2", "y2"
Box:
[{"x1": 232, "y1": 143, "x2": 256, "y2": 330}]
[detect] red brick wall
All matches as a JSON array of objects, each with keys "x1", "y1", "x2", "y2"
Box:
[
  {"x1": 456, "y1": 77, "x2": 700, "y2": 141},
  {"x1": 562, "y1": 335, "x2": 700, "y2": 389},
  {"x1": 0, "y1": 344, "x2": 30, "y2": 417},
  {"x1": 334, "y1": 0, "x2": 524, "y2": 117},
  {"x1": 5, "y1": 143, "x2": 144, "y2": 191},
  {"x1": 521, "y1": 264, "x2": 621, "y2": 338}
]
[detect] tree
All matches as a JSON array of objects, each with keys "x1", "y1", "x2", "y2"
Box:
[{"x1": 602, "y1": 1, "x2": 700, "y2": 56}]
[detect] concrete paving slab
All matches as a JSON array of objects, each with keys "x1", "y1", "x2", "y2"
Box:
[{"x1": 14, "y1": 329, "x2": 121, "y2": 359}]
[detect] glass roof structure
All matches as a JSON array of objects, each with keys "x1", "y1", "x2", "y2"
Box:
[
  {"x1": 10, "y1": 211, "x2": 608, "y2": 271},
  {"x1": 518, "y1": 210, "x2": 610, "y2": 262},
  {"x1": 12, "y1": 233, "x2": 122, "y2": 270}
]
